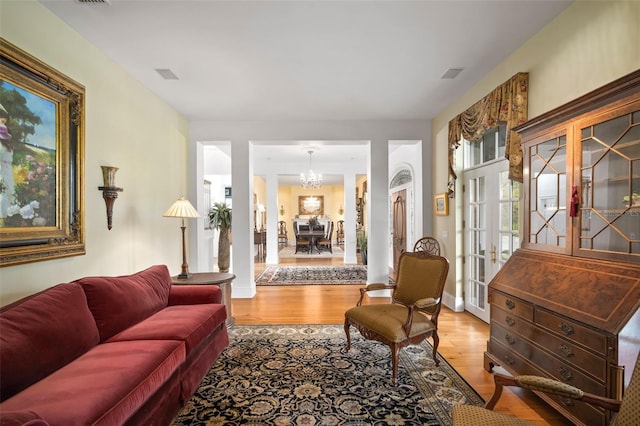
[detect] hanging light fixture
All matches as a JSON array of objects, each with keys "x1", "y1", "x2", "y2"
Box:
[{"x1": 300, "y1": 150, "x2": 323, "y2": 189}]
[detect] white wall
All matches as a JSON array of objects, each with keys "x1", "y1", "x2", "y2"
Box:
[
  {"x1": 432, "y1": 0, "x2": 640, "y2": 310},
  {"x1": 1, "y1": 1, "x2": 189, "y2": 306}
]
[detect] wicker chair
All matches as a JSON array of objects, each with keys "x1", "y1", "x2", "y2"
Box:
[
  {"x1": 344, "y1": 251, "x2": 449, "y2": 384},
  {"x1": 452, "y1": 353, "x2": 640, "y2": 425}
]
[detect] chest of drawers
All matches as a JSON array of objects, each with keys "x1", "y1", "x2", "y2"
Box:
[{"x1": 484, "y1": 249, "x2": 640, "y2": 425}]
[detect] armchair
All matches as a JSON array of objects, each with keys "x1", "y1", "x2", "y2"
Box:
[
  {"x1": 452, "y1": 353, "x2": 640, "y2": 425},
  {"x1": 344, "y1": 251, "x2": 449, "y2": 384}
]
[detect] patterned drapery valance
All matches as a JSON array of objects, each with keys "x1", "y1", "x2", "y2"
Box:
[{"x1": 447, "y1": 72, "x2": 528, "y2": 197}]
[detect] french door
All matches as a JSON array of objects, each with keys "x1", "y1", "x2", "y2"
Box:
[{"x1": 463, "y1": 160, "x2": 520, "y2": 323}]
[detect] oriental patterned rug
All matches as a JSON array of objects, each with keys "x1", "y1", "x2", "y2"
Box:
[
  {"x1": 171, "y1": 324, "x2": 484, "y2": 425},
  {"x1": 256, "y1": 265, "x2": 368, "y2": 286}
]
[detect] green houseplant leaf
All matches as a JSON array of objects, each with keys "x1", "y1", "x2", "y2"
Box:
[{"x1": 209, "y1": 202, "x2": 232, "y2": 230}]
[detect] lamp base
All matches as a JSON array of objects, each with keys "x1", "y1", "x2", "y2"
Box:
[{"x1": 177, "y1": 272, "x2": 192, "y2": 279}]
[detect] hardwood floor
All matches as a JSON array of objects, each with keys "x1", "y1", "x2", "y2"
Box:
[{"x1": 231, "y1": 253, "x2": 572, "y2": 425}]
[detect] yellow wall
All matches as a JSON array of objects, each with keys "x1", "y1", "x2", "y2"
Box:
[
  {"x1": 1, "y1": 1, "x2": 189, "y2": 305},
  {"x1": 432, "y1": 0, "x2": 640, "y2": 303},
  {"x1": 277, "y1": 185, "x2": 345, "y2": 240}
]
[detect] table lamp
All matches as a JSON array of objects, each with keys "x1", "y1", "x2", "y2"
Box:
[{"x1": 163, "y1": 197, "x2": 200, "y2": 279}]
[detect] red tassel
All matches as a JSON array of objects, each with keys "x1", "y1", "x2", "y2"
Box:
[{"x1": 570, "y1": 185, "x2": 579, "y2": 217}]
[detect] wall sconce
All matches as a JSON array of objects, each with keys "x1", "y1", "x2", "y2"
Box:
[
  {"x1": 98, "y1": 166, "x2": 123, "y2": 230},
  {"x1": 338, "y1": 204, "x2": 344, "y2": 215},
  {"x1": 279, "y1": 204, "x2": 285, "y2": 216}
]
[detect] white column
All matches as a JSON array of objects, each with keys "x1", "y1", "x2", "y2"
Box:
[
  {"x1": 343, "y1": 172, "x2": 358, "y2": 264},
  {"x1": 368, "y1": 140, "x2": 389, "y2": 284},
  {"x1": 230, "y1": 140, "x2": 256, "y2": 298},
  {"x1": 265, "y1": 172, "x2": 279, "y2": 264}
]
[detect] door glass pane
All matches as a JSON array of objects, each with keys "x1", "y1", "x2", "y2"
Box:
[{"x1": 483, "y1": 130, "x2": 496, "y2": 162}]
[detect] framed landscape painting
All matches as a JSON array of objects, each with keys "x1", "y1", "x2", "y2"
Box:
[
  {"x1": 434, "y1": 193, "x2": 449, "y2": 216},
  {"x1": 0, "y1": 38, "x2": 85, "y2": 266}
]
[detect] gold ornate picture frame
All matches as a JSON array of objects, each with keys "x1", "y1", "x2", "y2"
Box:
[
  {"x1": 434, "y1": 193, "x2": 449, "y2": 216},
  {"x1": 298, "y1": 195, "x2": 324, "y2": 215},
  {"x1": 0, "y1": 38, "x2": 85, "y2": 266}
]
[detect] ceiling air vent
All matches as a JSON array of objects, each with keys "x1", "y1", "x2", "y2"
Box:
[
  {"x1": 77, "y1": 0, "x2": 111, "y2": 4},
  {"x1": 441, "y1": 68, "x2": 464, "y2": 80},
  {"x1": 155, "y1": 69, "x2": 179, "y2": 80}
]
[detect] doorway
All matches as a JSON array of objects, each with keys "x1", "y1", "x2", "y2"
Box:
[
  {"x1": 392, "y1": 189, "x2": 406, "y2": 271},
  {"x1": 462, "y1": 126, "x2": 520, "y2": 323}
]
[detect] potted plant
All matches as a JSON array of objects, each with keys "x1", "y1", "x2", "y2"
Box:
[
  {"x1": 209, "y1": 202, "x2": 232, "y2": 272},
  {"x1": 357, "y1": 230, "x2": 367, "y2": 265},
  {"x1": 308, "y1": 215, "x2": 320, "y2": 229}
]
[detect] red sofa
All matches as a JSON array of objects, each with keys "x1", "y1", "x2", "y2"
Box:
[{"x1": 0, "y1": 265, "x2": 229, "y2": 426}]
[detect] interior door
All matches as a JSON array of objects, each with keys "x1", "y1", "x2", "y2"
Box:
[
  {"x1": 463, "y1": 160, "x2": 519, "y2": 323},
  {"x1": 392, "y1": 190, "x2": 406, "y2": 271}
]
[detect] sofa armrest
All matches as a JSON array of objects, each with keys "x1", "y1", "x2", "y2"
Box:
[
  {"x1": 0, "y1": 411, "x2": 49, "y2": 426},
  {"x1": 168, "y1": 285, "x2": 222, "y2": 305}
]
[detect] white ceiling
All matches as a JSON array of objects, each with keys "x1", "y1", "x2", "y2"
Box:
[{"x1": 40, "y1": 0, "x2": 572, "y2": 184}]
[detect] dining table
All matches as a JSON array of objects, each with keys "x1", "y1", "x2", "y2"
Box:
[{"x1": 297, "y1": 229, "x2": 326, "y2": 254}]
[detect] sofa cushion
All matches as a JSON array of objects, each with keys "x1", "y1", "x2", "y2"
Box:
[
  {"x1": 0, "y1": 340, "x2": 185, "y2": 426},
  {"x1": 0, "y1": 283, "x2": 100, "y2": 402},
  {"x1": 76, "y1": 265, "x2": 173, "y2": 341},
  {"x1": 107, "y1": 304, "x2": 227, "y2": 355}
]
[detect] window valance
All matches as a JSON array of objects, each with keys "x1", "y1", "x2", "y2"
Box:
[{"x1": 447, "y1": 72, "x2": 528, "y2": 197}]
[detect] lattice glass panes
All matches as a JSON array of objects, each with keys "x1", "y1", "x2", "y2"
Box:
[
  {"x1": 580, "y1": 109, "x2": 640, "y2": 255},
  {"x1": 528, "y1": 136, "x2": 567, "y2": 246},
  {"x1": 499, "y1": 171, "x2": 521, "y2": 262}
]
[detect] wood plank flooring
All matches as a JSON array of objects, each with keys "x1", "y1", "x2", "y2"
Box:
[{"x1": 231, "y1": 254, "x2": 572, "y2": 425}]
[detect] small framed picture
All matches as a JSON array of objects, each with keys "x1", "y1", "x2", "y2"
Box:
[
  {"x1": 434, "y1": 193, "x2": 449, "y2": 216},
  {"x1": 225, "y1": 187, "x2": 232, "y2": 198}
]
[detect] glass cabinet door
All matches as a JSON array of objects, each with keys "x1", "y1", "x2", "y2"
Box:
[
  {"x1": 576, "y1": 101, "x2": 640, "y2": 260},
  {"x1": 525, "y1": 132, "x2": 568, "y2": 252}
]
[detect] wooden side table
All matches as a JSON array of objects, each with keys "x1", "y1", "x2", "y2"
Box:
[{"x1": 171, "y1": 272, "x2": 235, "y2": 327}]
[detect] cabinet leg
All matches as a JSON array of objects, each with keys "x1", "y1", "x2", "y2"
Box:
[{"x1": 484, "y1": 352, "x2": 496, "y2": 372}]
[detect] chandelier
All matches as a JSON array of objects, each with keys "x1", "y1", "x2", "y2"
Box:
[{"x1": 300, "y1": 150, "x2": 323, "y2": 189}]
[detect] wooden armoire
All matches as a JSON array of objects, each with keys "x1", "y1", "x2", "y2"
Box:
[{"x1": 484, "y1": 70, "x2": 640, "y2": 425}]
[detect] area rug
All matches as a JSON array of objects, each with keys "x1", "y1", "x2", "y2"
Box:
[
  {"x1": 256, "y1": 265, "x2": 367, "y2": 285},
  {"x1": 171, "y1": 325, "x2": 484, "y2": 425},
  {"x1": 278, "y1": 245, "x2": 345, "y2": 259}
]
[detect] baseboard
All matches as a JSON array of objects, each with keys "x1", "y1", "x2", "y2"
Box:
[{"x1": 442, "y1": 291, "x2": 464, "y2": 312}]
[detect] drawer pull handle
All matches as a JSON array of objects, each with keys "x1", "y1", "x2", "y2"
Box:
[
  {"x1": 558, "y1": 366, "x2": 573, "y2": 381},
  {"x1": 558, "y1": 344, "x2": 575, "y2": 358},
  {"x1": 558, "y1": 322, "x2": 575, "y2": 336},
  {"x1": 505, "y1": 316, "x2": 516, "y2": 327},
  {"x1": 505, "y1": 299, "x2": 516, "y2": 310},
  {"x1": 560, "y1": 397, "x2": 574, "y2": 407},
  {"x1": 505, "y1": 334, "x2": 516, "y2": 345},
  {"x1": 504, "y1": 353, "x2": 515, "y2": 365}
]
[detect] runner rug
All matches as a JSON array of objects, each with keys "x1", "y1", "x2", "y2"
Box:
[
  {"x1": 171, "y1": 324, "x2": 484, "y2": 425},
  {"x1": 256, "y1": 265, "x2": 368, "y2": 286}
]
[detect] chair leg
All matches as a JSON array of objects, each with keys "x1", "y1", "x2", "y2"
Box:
[
  {"x1": 391, "y1": 342, "x2": 400, "y2": 385},
  {"x1": 344, "y1": 321, "x2": 352, "y2": 352},
  {"x1": 431, "y1": 331, "x2": 441, "y2": 366}
]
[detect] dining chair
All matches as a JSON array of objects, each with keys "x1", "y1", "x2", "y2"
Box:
[
  {"x1": 294, "y1": 225, "x2": 311, "y2": 253},
  {"x1": 277, "y1": 220, "x2": 288, "y2": 246},
  {"x1": 413, "y1": 236, "x2": 440, "y2": 256},
  {"x1": 317, "y1": 221, "x2": 333, "y2": 253}
]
